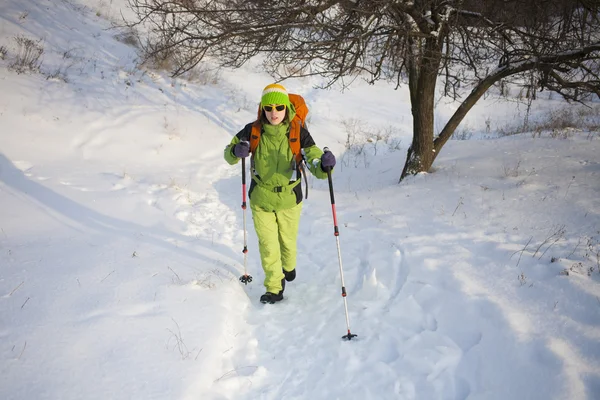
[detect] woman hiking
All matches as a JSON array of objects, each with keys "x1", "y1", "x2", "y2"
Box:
[{"x1": 224, "y1": 83, "x2": 336, "y2": 304}]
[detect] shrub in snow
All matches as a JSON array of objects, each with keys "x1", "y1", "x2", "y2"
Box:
[{"x1": 9, "y1": 35, "x2": 44, "y2": 74}]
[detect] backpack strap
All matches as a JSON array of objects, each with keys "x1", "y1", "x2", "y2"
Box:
[
  {"x1": 289, "y1": 120, "x2": 303, "y2": 164},
  {"x1": 289, "y1": 121, "x2": 308, "y2": 199},
  {"x1": 250, "y1": 121, "x2": 261, "y2": 154}
]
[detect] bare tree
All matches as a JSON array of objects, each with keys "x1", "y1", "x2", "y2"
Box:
[{"x1": 127, "y1": 0, "x2": 600, "y2": 181}]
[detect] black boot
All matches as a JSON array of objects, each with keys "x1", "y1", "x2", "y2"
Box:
[
  {"x1": 260, "y1": 291, "x2": 284, "y2": 304},
  {"x1": 260, "y1": 278, "x2": 285, "y2": 304},
  {"x1": 283, "y1": 268, "x2": 296, "y2": 282}
]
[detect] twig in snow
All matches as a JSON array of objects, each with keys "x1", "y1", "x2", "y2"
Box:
[
  {"x1": 452, "y1": 197, "x2": 464, "y2": 217},
  {"x1": 539, "y1": 238, "x2": 562, "y2": 260},
  {"x1": 100, "y1": 270, "x2": 115, "y2": 282},
  {"x1": 511, "y1": 236, "x2": 533, "y2": 267},
  {"x1": 166, "y1": 318, "x2": 192, "y2": 360},
  {"x1": 17, "y1": 341, "x2": 27, "y2": 359},
  {"x1": 214, "y1": 366, "x2": 259, "y2": 382},
  {"x1": 533, "y1": 225, "x2": 566, "y2": 259},
  {"x1": 21, "y1": 297, "x2": 30, "y2": 309},
  {"x1": 168, "y1": 266, "x2": 182, "y2": 284},
  {"x1": 564, "y1": 176, "x2": 575, "y2": 198},
  {"x1": 9, "y1": 281, "x2": 24, "y2": 296},
  {"x1": 567, "y1": 237, "x2": 583, "y2": 259}
]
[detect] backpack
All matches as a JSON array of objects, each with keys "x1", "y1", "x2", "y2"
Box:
[
  {"x1": 249, "y1": 93, "x2": 308, "y2": 164},
  {"x1": 249, "y1": 93, "x2": 310, "y2": 198}
]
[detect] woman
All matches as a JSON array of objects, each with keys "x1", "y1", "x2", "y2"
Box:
[{"x1": 224, "y1": 83, "x2": 336, "y2": 304}]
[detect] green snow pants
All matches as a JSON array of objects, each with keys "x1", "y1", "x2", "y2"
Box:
[{"x1": 251, "y1": 202, "x2": 302, "y2": 294}]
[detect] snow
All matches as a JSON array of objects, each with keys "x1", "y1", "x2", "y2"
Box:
[{"x1": 1, "y1": 1, "x2": 600, "y2": 399}]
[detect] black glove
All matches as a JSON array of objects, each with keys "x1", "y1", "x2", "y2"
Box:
[
  {"x1": 321, "y1": 150, "x2": 336, "y2": 170},
  {"x1": 232, "y1": 141, "x2": 250, "y2": 158}
]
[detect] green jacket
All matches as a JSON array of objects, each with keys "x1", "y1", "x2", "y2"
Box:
[{"x1": 224, "y1": 105, "x2": 329, "y2": 211}]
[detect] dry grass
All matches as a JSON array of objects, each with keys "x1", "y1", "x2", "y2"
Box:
[
  {"x1": 497, "y1": 105, "x2": 600, "y2": 138},
  {"x1": 9, "y1": 36, "x2": 44, "y2": 74}
]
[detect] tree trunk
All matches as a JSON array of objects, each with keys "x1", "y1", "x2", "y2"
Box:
[{"x1": 399, "y1": 38, "x2": 442, "y2": 181}]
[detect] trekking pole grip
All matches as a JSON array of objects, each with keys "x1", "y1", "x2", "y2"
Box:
[
  {"x1": 326, "y1": 169, "x2": 335, "y2": 205},
  {"x1": 323, "y1": 147, "x2": 336, "y2": 205},
  {"x1": 241, "y1": 157, "x2": 247, "y2": 209},
  {"x1": 323, "y1": 149, "x2": 339, "y2": 237},
  {"x1": 241, "y1": 157, "x2": 246, "y2": 185}
]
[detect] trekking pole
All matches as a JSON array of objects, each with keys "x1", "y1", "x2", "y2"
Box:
[
  {"x1": 239, "y1": 157, "x2": 252, "y2": 284},
  {"x1": 324, "y1": 147, "x2": 357, "y2": 341}
]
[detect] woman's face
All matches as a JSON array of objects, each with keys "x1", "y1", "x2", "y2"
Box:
[{"x1": 263, "y1": 104, "x2": 286, "y2": 125}]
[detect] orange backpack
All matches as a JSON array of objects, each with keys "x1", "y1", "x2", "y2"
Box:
[{"x1": 249, "y1": 93, "x2": 308, "y2": 164}]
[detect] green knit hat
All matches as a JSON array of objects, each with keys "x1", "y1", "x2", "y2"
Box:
[{"x1": 260, "y1": 83, "x2": 291, "y2": 109}]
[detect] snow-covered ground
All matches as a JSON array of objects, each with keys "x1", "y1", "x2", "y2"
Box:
[{"x1": 1, "y1": 1, "x2": 599, "y2": 399}]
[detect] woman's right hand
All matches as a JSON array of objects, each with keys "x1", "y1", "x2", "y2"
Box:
[{"x1": 232, "y1": 141, "x2": 250, "y2": 158}]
